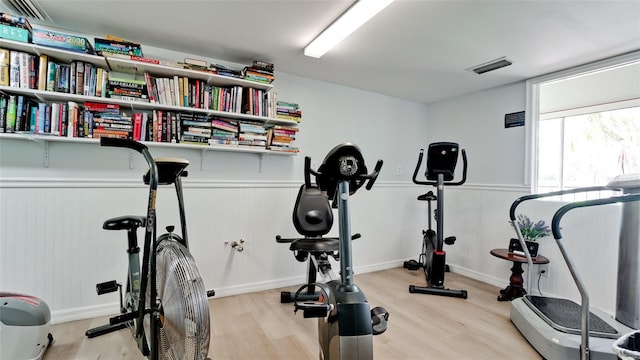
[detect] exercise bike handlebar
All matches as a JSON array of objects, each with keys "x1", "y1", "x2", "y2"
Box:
[
  {"x1": 365, "y1": 160, "x2": 384, "y2": 190},
  {"x1": 100, "y1": 137, "x2": 158, "y2": 190},
  {"x1": 412, "y1": 148, "x2": 467, "y2": 186},
  {"x1": 100, "y1": 137, "x2": 148, "y2": 154},
  {"x1": 304, "y1": 156, "x2": 383, "y2": 192}
]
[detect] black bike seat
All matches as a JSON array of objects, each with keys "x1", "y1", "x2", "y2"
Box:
[
  {"x1": 290, "y1": 238, "x2": 340, "y2": 253},
  {"x1": 417, "y1": 191, "x2": 437, "y2": 201},
  {"x1": 103, "y1": 216, "x2": 146, "y2": 231}
]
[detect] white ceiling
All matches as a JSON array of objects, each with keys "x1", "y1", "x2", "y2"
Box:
[{"x1": 4, "y1": 0, "x2": 640, "y2": 104}]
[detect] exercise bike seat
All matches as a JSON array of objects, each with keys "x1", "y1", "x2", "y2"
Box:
[
  {"x1": 143, "y1": 157, "x2": 189, "y2": 185},
  {"x1": 417, "y1": 191, "x2": 437, "y2": 201},
  {"x1": 289, "y1": 237, "x2": 340, "y2": 253},
  {"x1": 103, "y1": 216, "x2": 146, "y2": 231}
]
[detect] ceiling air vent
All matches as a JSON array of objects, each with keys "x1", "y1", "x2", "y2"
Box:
[
  {"x1": 2, "y1": 0, "x2": 48, "y2": 20},
  {"x1": 467, "y1": 57, "x2": 513, "y2": 75}
]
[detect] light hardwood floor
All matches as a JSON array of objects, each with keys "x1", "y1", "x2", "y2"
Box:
[{"x1": 43, "y1": 267, "x2": 542, "y2": 359}]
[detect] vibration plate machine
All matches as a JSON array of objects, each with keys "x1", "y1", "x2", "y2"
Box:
[{"x1": 509, "y1": 174, "x2": 640, "y2": 360}]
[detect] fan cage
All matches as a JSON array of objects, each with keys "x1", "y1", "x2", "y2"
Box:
[{"x1": 155, "y1": 239, "x2": 210, "y2": 360}]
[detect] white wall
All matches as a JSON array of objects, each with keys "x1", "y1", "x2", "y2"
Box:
[
  {"x1": 1, "y1": 29, "x2": 631, "y2": 323},
  {"x1": 0, "y1": 65, "x2": 429, "y2": 322}
]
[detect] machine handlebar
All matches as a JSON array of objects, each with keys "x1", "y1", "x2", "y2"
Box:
[
  {"x1": 365, "y1": 160, "x2": 384, "y2": 190},
  {"x1": 412, "y1": 148, "x2": 467, "y2": 187},
  {"x1": 508, "y1": 186, "x2": 611, "y2": 221},
  {"x1": 100, "y1": 137, "x2": 148, "y2": 154},
  {"x1": 551, "y1": 193, "x2": 640, "y2": 239},
  {"x1": 100, "y1": 137, "x2": 158, "y2": 191},
  {"x1": 305, "y1": 144, "x2": 383, "y2": 195}
]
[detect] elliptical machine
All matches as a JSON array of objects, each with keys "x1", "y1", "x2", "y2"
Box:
[
  {"x1": 276, "y1": 143, "x2": 389, "y2": 359},
  {"x1": 406, "y1": 142, "x2": 468, "y2": 299}
]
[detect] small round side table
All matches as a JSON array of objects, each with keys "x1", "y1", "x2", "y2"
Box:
[{"x1": 490, "y1": 248, "x2": 549, "y2": 302}]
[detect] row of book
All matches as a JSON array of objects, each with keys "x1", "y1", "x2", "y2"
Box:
[
  {"x1": 276, "y1": 100, "x2": 302, "y2": 123},
  {"x1": 141, "y1": 73, "x2": 271, "y2": 114},
  {"x1": 1, "y1": 48, "x2": 109, "y2": 96},
  {"x1": 0, "y1": 95, "x2": 299, "y2": 152},
  {"x1": 0, "y1": 47, "x2": 290, "y2": 121},
  {"x1": 1, "y1": 11, "x2": 276, "y2": 86}
]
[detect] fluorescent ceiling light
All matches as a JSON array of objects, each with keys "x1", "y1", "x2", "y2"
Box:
[{"x1": 304, "y1": 0, "x2": 394, "y2": 58}]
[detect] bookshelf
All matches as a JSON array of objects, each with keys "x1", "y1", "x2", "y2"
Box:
[
  {"x1": 0, "y1": 38, "x2": 300, "y2": 162},
  {"x1": 0, "y1": 132, "x2": 292, "y2": 170}
]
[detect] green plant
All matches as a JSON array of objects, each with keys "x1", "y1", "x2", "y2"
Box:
[{"x1": 511, "y1": 214, "x2": 551, "y2": 242}]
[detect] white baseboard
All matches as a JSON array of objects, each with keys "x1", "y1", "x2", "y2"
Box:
[
  {"x1": 448, "y1": 264, "x2": 507, "y2": 289},
  {"x1": 52, "y1": 303, "x2": 120, "y2": 325}
]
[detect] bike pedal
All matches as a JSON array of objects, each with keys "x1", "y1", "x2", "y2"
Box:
[
  {"x1": 281, "y1": 291, "x2": 293, "y2": 303},
  {"x1": 403, "y1": 260, "x2": 421, "y2": 271},
  {"x1": 444, "y1": 236, "x2": 456, "y2": 245},
  {"x1": 109, "y1": 311, "x2": 136, "y2": 325},
  {"x1": 206, "y1": 289, "x2": 216, "y2": 298},
  {"x1": 296, "y1": 303, "x2": 332, "y2": 318},
  {"x1": 371, "y1": 306, "x2": 389, "y2": 335},
  {"x1": 96, "y1": 280, "x2": 119, "y2": 295}
]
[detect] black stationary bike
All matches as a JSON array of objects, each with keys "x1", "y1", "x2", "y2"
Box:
[
  {"x1": 405, "y1": 142, "x2": 468, "y2": 299},
  {"x1": 276, "y1": 143, "x2": 389, "y2": 360},
  {"x1": 85, "y1": 138, "x2": 213, "y2": 360}
]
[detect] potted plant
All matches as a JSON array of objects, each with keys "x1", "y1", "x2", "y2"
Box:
[{"x1": 508, "y1": 214, "x2": 551, "y2": 257}]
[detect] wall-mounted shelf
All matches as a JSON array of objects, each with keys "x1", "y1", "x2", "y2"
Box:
[
  {"x1": 0, "y1": 132, "x2": 296, "y2": 169},
  {"x1": 0, "y1": 37, "x2": 300, "y2": 163}
]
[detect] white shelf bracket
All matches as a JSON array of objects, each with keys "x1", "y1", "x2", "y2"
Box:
[
  {"x1": 129, "y1": 150, "x2": 134, "y2": 169},
  {"x1": 258, "y1": 153, "x2": 264, "y2": 173},
  {"x1": 43, "y1": 140, "x2": 49, "y2": 167},
  {"x1": 22, "y1": 134, "x2": 49, "y2": 167}
]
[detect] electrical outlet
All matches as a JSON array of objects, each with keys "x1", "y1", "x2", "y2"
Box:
[{"x1": 539, "y1": 263, "x2": 550, "y2": 278}]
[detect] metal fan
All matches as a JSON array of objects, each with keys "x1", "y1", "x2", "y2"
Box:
[{"x1": 155, "y1": 238, "x2": 210, "y2": 360}]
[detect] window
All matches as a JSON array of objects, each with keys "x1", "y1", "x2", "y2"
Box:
[
  {"x1": 538, "y1": 104, "x2": 640, "y2": 192},
  {"x1": 526, "y1": 52, "x2": 640, "y2": 193}
]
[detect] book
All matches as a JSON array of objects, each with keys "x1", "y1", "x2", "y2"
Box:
[
  {"x1": 36, "y1": 102, "x2": 45, "y2": 133},
  {"x1": 9, "y1": 50, "x2": 20, "y2": 87},
  {"x1": 101, "y1": 52, "x2": 182, "y2": 68},
  {"x1": 5, "y1": 95, "x2": 16, "y2": 132},
  {"x1": 0, "y1": 48, "x2": 8, "y2": 86},
  {"x1": 37, "y1": 54, "x2": 47, "y2": 90},
  {"x1": 184, "y1": 57, "x2": 207, "y2": 67},
  {"x1": 14, "y1": 95, "x2": 23, "y2": 131},
  {"x1": 28, "y1": 101, "x2": 37, "y2": 132},
  {"x1": 75, "y1": 61, "x2": 84, "y2": 95},
  {"x1": 143, "y1": 72, "x2": 157, "y2": 103},
  {"x1": 133, "y1": 112, "x2": 142, "y2": 140},
  {"x1": 0, "y1": 13, "x2": 33, "y2": 32},
  {"x1": 83, "y1": 62, "x2": 92, "y2": 96},
  {"x1": 0, "y1": 24, "x2": 31, "y2": 43},
  {"x1": 95, "y1": 68, "x2": 103, "y2": 97},
  {"x1": 0, "y1": 95, "x2": 7, "y2": 132},
  {"x1": 83, "y1": 101, "x2": 119, "y2": 113},
  {"x1": 51, "y1": 102, "x2": 60, "y2": 135},
  {"x1": 32, "y1": 29, "x2": 94, "y2": 54},
  {"x1": 140, "y1": 112, "x2": 148, "y2": 141},
  {"x1": 94, "y1": 37, "x2": 143, "y2": 56}
]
